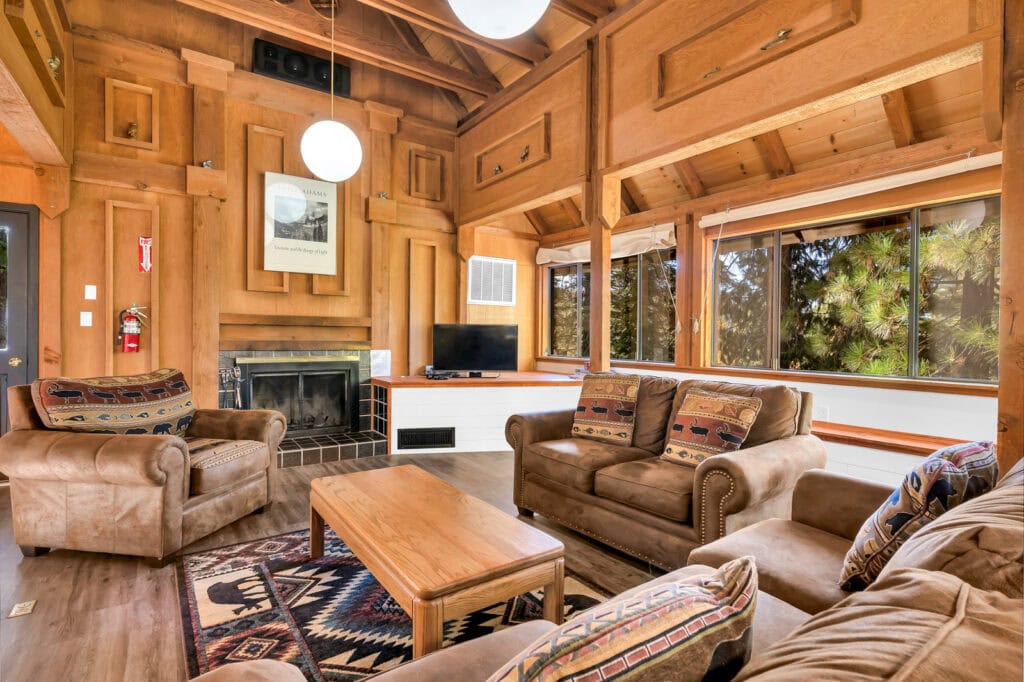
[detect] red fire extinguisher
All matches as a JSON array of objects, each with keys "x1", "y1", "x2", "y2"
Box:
[{"x1": 117, "y1": 304, "x2": 147, "y2": 353}]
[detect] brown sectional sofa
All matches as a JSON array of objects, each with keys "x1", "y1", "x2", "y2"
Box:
[
  {"x1": 363, "y1": 459, "x2": 1024, "y2": 681},
  {"x1": 505, "y1": 375, "x2": 828, "y2": 569}
]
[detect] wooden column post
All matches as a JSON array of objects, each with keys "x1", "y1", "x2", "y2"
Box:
[
  {"x1": 457, "y1": 224, "x2": 477, "y2": 322},
  {"x1": 998, "y1": 8, "x2": 1023, "y2": 476},
  {"x1": 587, "y1": 173, "x2": 620, "y2": 372},
  {"x1": 364, "y1": 101, "x2": 404, "y2": 351},
  {"x1": 673, "y1": 214, "x2": 695, "y2": 368},
  {"x1": 182, "y1": 49, "x2": 232, "y2": 409}
]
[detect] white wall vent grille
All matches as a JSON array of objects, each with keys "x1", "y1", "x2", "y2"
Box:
[{"x1": 467, "y1": 256, "x2": 516, "y2": 306}]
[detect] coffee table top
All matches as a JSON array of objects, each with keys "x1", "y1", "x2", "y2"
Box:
[{"x1": 310, "y1": 465, "x2": 564, "y2": 601}]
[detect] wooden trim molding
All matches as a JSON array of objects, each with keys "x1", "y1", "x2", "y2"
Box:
[
  {"x1": 219, "y1": 313, "x2": 372, "y2": 327},
  {"x1": 811, "y1": 421, "x2": 963, "y2": 457},
  {"x1": 535, "y1": 356, "x2": 998, "y2": 397}
]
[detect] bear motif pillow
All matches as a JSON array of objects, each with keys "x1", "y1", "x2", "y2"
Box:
[{"x1": 661, "y1": 388, "x2": 762, "y2": 467}]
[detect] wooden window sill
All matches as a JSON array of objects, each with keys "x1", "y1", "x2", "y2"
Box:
[
  {"x1": 811, "y1": 421, "x2": 965, "y2": 457},
  {"x1": 534, "y1": 357, "x2": 997, "y2": 397}
]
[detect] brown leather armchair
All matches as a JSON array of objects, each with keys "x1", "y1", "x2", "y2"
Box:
[{"x1": 0, "y1": 385, "x2": 286, "y2": 564}]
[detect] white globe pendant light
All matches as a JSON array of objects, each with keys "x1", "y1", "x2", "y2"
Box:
[
  {"x1": 300, "y1": 1, "x2": 362, "y2": 182},
  {"x1": 447, "y1": 0, "x2": 551, "y2": 40},
  {"x1": 301, "y1": 120, "x2": 362, "y2": 183}
]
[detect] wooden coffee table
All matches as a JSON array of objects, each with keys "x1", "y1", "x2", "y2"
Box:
[{"x1": 309, "y1": 465, "x2": 565, "y2": 658}]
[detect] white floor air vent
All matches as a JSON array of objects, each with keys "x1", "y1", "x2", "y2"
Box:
[{"x1": 467, "y1": 256, "x2": 516, "y2": 306}]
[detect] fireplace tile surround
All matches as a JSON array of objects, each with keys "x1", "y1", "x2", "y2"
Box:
[{"x1": 218, "y1": 349, "x2": 386, "y2": 468}]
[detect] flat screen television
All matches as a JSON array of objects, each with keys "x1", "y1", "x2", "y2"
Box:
[{"x1": 432, "y1": 324, "x2": 518, "y2": 373}]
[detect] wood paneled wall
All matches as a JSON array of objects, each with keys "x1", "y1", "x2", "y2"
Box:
[{"x1": 0, "y1": 0, "x2": 461, "y2": 406}]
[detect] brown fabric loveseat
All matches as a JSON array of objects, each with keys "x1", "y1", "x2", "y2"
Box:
[
  {"x1": 505, "y1": 375, "x2": 827, "y2": 569},
  {"x1": 0, "y1": 385, "x2": 286, "y2": 564}
]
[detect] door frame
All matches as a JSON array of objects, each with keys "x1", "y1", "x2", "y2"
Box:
[{"x1": 0, "y1": 201, "x2": 40, "y2": 385}]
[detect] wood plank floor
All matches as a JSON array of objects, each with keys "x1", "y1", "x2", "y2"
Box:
[{"x1": 0, "y1": 451, "x2": 662, "y2": 681}]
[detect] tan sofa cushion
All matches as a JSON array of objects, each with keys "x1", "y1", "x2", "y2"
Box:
[
  {"x1": 689, "y1": 518, "x2": 850, "y2": 614},
  {"x1": 879, "y1": 461, "x2": 1023, "y2": 598},
  {"x1": 523, "y1": 438, "x2": 651, "y2": 493},
  {"x1": 675, "y1": 381, "x2": 801, "y2": 448},
  {"x1": 186, "y1": 437, "x2": 269, "y2": 496},
  {"x1": 735, "y1": 568, "x2": 1024, "y2": 681},
  {"x1": 595, "y1": 457, "x2": 695, "y2": 523},
  {"x1": 632, "y1": 375, "x2": 680, "y2": 453}
]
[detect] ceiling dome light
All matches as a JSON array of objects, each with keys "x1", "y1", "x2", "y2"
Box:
[
  {"x1": 447, "y1": 0, "x2": 551, "y2": 39},
  {"x1": 301, "y1": 120, "x2": 363, "y2": 183}
]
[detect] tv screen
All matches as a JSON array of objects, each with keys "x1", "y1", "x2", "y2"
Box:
[{"x1": 432, "y1": 324, "x2": 518, "y2": 372}]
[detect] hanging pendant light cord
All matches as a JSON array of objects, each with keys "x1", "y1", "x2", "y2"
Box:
[{"x1": 330, "y1": 0, "x2": 335, "y2": 122}]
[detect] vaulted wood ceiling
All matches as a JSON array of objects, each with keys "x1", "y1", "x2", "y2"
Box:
[{"x1": 177, "y1": 0, "x2": 628, "y2": 118}]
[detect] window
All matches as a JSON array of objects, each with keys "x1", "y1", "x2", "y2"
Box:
[
  {"x1": 712, "y1": 197, "x2": 1000, "y2": 382},
  {"x1": 547, "y1": 249, "x2": 676, "y2": 362}
]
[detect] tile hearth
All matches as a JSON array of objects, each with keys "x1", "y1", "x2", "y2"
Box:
[{"x1": 277, "y1": 432, "x2": 387, "y2": 468}]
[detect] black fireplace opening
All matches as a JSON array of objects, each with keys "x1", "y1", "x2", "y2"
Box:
[{"x1": 239, "y1": 360, "x2": 361, "y2": 437}]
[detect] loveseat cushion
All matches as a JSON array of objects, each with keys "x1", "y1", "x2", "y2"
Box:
[
  {"x1": 734, "y1": 568, "x2": 1024, "y2": 681},
  {"x1": 523, "y1": 438, "x2": 651, "y2": 493},
  {"x1": 689, "y1": 518, "x2": 850, "y2": 614},
  {"x1": 595, "y1": 457, "x2": 695, "y2": 523},
  {"x1": 878, "y1": 456, "x2": 1023, "y2": 598},
  {"x1": 632, "y1": 375, "x2": 681, "y2": 453},
  {"x1": 839, "y1": 441, "x2": 999, "y2": 591},
  {"x1": 186, "y1": 437, "x2": 269, "y2": 496},
  {"x1": 674, "y1": 381, "x2": 800, "y2": 448},
  {"x1": 31, "y1": 368, "x2": 196, "y2": 436}
]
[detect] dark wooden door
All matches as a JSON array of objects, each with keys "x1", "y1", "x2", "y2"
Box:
[{"x1": 0, "y1": 203, "x2": 39, "y2": 436}]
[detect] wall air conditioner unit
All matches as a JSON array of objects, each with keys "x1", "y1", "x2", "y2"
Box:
[{"x1": 467, "y1": 256, "x2": 516, "y2": 306}]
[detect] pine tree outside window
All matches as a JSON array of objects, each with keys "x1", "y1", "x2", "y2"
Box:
[{"x1": 711, "y1": 197, "x2": 1000, "y2": 383}]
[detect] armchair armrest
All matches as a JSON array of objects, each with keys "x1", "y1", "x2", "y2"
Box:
[
  {"x1": 187, "y1": 409, "x2": 288, "y2": 450},
  {"x1": 693, "y1": 434, "x2": 827, "y2": 544},
  {"x1": 0, "y1": 430, "x2": 188, "y2": 493},
  {"x1": 792, "y1": 468, "x2": 893, "y2": 541},
  {"x1": 505, "y1": 409, "x2": 576, "y2": 508}
]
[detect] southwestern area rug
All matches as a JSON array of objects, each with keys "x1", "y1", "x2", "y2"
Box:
[{"x1": 178, "y1": 529, "x2": 605, "y2": 681}]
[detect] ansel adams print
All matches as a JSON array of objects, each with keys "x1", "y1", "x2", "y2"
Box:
[{"x1": 264, "y1": 172, "x2": 338, "y2": 275}]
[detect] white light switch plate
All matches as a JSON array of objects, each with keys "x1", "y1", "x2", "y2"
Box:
[
  {"x1": 80, "y1": 311, "x2": 93, "y2": 327},
  {"x1": 84, "y1": 284, "x2": 97, "y2": 300},
  {"x1": 7, "y1": 600, "x2": 36, "y2": 618}
]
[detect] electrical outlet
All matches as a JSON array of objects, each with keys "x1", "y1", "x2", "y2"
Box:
[
  {"x1": 84, "y1": 284, "x2": 97, "y2": 300},
  {"x1": 7, "y1": 600, "x2": 36, "y2": 618}
]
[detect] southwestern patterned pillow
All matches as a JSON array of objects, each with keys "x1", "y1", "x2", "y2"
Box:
[
  {"x1": 661, "y1": 388, "x2": 762, "y2": 467},
  {"x1": 839, "y1": 441, "x2": 998, "y2": 592},
  {"x1": 571, "y1": 374, "x2": 641, "y2": 446},
  {"x1": 31, "y1": 368, "x2": 196, "y2": 437},
  {"x1": 488, "y1": 556, "x2": 758, "y2": 682}
]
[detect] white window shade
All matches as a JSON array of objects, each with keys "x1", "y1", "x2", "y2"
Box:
[{"x1": 536, "y1": 223, "x2": 677, "y2": 265}]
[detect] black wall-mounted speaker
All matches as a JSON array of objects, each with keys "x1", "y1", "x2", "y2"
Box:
[{"x1": 252, "y1": 38, "x2": 351, "y2": 98}]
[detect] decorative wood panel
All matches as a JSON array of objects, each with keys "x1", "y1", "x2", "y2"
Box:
[
  {"x1": 407, "y1": 239, "x2": 438, "y2": 375},
  {"x1": 104, "y1": 200, "x2": 160, "y2": 375},
  {"x1": 311, "y1": 178, "x2": 350, "y2": 297},
  {"x1": 474, "y1": 114, "x2": 551, "y2": 188},
  {"x1": 245, "y1": 123, "x2": 289, "y2": 293},
  {"x1": 655, "y1": 0, "x2": 858, "y2": 111},
  {"x1": 104, "y1": 78, "x2": 161, "y2": 151},
  {"x1": 4, "y1": 0, "x2": 66, "y2": 105},
  {"x1": 408, "y1": 149, "x2": 444, "y2": 202}
]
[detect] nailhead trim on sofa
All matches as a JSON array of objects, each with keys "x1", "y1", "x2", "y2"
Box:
[{"x1": 699, "y1": 470, "x2": 736, "y2": 544}]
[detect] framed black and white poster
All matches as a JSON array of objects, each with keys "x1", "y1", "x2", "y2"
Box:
[{"x1": 263, "y1": 172, "x2": 337, "y2": 275}]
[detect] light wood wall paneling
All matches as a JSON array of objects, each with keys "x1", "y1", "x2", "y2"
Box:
[
  {"x1": 998, "y1": 0, "x2": 1022, "y2": 475},
  {"x1": 245, "y1": 123, "x2": 288, "y2": 293},
  {"x1": 407, "y1": 238, "x2": 438, "y2": 374},
  {"x1": 104, "y1": 200, "x2": 160, "y2": 375},
  {"x1": 366, "y1": 102, "x2": 402, "y2": 350},
  {"x1": 72, "y1": 151, "x2": 188, "y2": 196},
  {"x1": 312, "y1": 179, "x2": 353, "y2": 297}
]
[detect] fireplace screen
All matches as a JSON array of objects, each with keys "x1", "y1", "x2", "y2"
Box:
[{"x1": 241, "y1": 360, "x2": 360, "y2": 437}]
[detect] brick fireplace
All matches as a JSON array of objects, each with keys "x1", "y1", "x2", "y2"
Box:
[{"x1": 218, "y1": 349, "x2": 387, "y2": 468}]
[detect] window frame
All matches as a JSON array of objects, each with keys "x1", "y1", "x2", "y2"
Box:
[{"x1": 709, "y1": 196, "x2": 1000, "y2": 385}]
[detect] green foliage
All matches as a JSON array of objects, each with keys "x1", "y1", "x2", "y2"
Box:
[{"x1": 716, "y1": 245, "x2": 772, "y2": 367}]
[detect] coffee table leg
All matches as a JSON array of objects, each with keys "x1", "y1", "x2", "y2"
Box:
[
  {"x1": 543, "y1": 558, "x2": 565, "y2": 625},
  {"x1": 310, "y1": 503, "x2": 324, "y2": 559},
  {"x1": 412, "y1": 597, "x2": 444, "y2": 659}
]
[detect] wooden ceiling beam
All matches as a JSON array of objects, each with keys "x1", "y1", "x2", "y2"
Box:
[
  {"x1": 881, "y1": 88, "x2": 918, "y2": 147},
  {"x1": 385, "y1": 16, "x2": 468, "y2": 118},
  {"x1": 524, "y1": 209, "x2": 548, "y2": 235},
  {"x1": 981, "y1": 36, "x2": 1003, "y2": 142},
  {"x1": 559, "y1": 198, "x2": 584, "y2": 227},
  {"x1": 550, "y1": 0, "x2": 614, "y2": 25},
  {"x1": 754, "y1": 130, "x2": 795, "y2": 178},
  {"x1": 452, "y1": 42, "x2": 502, "y2": 90},
  {"x1": 620, "y1": 182, "x2": 640, "y2": 215},
  {"x1": 673, "y1": 158, "x2": 706, "y2": 198},
  {"x1": 346, "y1": 0, "x2": 549, "y2": 66},
  {"x1": 176, "y1": 0, "x2": 500, "y2": 97}
]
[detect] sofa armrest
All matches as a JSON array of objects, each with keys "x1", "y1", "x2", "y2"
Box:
[
  {"x1": 792, "y1": 468, "x2": 893, "y2": 541},
  {"x1": 693, "y1": 434, "x2": 828, "y2": 544},
  {"x1": 187, "y1": 409, "x2": 288, "y2": 449},
  {"x1": 506, "y1": 409, "x2": 576, "y2": 508},
  {"x1": 0, "y1": 429, "x2": 188, "y2": 492}
]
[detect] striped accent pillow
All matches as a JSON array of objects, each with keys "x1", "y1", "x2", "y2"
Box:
[
  {"x1": 488, "y1": 557, "x2": 758, "y2": 682},
  {"x1": 661, "y1": 388, "x2": 762, "y2": 467}
]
